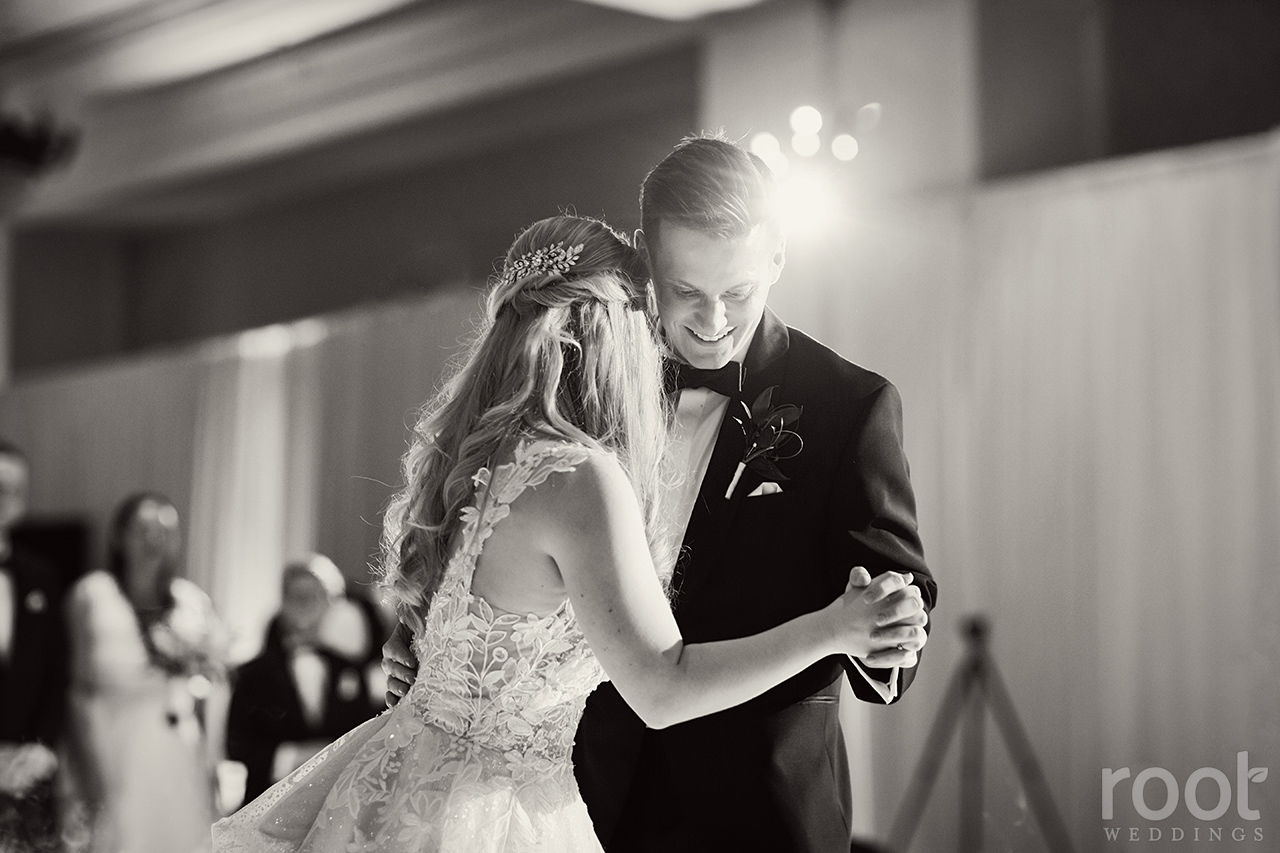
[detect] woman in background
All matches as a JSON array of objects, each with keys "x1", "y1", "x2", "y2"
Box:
[{"x1": 65, "y1": 492, "x2": 229, "y2": 853}]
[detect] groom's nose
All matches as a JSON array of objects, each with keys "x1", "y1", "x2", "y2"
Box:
[{"x1": 693, "y1": 298, "x2": 728, "y2": 332}]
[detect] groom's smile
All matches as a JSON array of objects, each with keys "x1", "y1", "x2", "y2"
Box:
[
  {"x1": 689, "y1": 326, "x2": 734, "y2": 344},
  {"x1": 641, "y1": 223, "x2": 785, "y2": 371}
]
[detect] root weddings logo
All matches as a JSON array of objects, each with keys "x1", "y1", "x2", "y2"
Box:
[{"x1": 1102, "y1": 752, "x2": 1268, "y2": 844}]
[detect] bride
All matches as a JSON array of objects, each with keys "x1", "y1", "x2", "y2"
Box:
[{"x1": 213, "y1": 214, "x2": 913, "y2": 852}]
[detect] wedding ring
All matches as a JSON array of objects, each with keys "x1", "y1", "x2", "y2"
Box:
[{"x1": 895, "y1": 644, "x2": 906, "y2": 651}]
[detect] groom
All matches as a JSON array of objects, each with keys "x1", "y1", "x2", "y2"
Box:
[{"x1": 385, "y1": 133, "x2": 935, "y2": 852}]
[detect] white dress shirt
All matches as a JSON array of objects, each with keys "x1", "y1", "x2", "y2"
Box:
[
  {"x1": 666, "y1": 386, "x2": 898, "y2": 703},
  {"x1": 290, "y1": 648, "x2": 327, "y2": 729},
  {"x1": 663, "y1": 387, "x2": 731, "y2": 540},
  {"x1": 0, "y1": 567, "x2": 13, "y2": 666}
]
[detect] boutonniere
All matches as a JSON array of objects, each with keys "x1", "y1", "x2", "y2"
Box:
[{"x1": 725, "y1": 385, "x2": 803, "y2": 499}]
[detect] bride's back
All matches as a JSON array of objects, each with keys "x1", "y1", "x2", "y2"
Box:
[
  {"x1": 402, "y1": 441, "x2": 608, "y2": 759},
  {"x1": 468, "y1": 449, "x2": 573, "y2": 617}
]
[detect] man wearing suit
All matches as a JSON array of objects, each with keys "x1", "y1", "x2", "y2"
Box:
[
  {"x1": 384, "y1": 134, "x2": 935, "y2": 852},
  {"x1": 0, "y1": 440, "x2": 68, "y2": 851},
  {"x1": 574, "y1": 134, "x2": 935, "y2": 852},
  {"x1": 226, "y1": 555, "x2": 380, "y2": 805}
]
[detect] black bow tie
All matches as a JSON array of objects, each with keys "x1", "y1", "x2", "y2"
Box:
[{"x1": 672, "y1": 361, "x2": 744, "y2": 397}]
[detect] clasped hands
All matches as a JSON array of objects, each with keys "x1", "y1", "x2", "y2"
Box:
[
  {"x1": 837, "y1": 567, "x2": 928, "y2": 669},
  {"x1": 381, "y1": 566, "x2": 928, "y2": 708}
]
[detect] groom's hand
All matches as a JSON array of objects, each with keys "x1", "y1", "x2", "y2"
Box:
[
  {"x1": 380, "y1": 622, "x2": 419, "y2": 708},
  {"x1": 845, "y1": 567, "x2": 928, "y2": 668}
]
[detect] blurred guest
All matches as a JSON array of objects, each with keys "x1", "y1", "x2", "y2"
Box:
[
  {"x1": 0, "y1": 440, "x2": 68, "y2": 853},
  {"x1": 226, "y1": 554, "x2": 380, "y2": 806},
  {"x1": 64, "y1": 492, "x2": 229, "y2": 853}
]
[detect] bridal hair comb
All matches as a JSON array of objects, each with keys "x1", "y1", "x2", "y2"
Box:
[{"x1": 501, "y1": 241, "x2": 585, "y2": 289}]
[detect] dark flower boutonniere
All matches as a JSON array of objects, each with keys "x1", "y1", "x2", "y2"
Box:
[{"x1": 726, "y1": 385, "x2": 803, "y2": 499}]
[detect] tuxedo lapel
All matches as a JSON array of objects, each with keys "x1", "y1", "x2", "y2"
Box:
[{"x1": 672, "y1": 310, "x2": 790, "y2": 607}]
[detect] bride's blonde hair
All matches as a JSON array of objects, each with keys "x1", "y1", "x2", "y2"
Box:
[{"x1": 379, "y1": 215, "x2": 672, "y2": 631}]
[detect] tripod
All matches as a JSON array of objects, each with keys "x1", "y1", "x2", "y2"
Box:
[{"x1": 884, "y1": 616, "x2": 1077, "y2": 853}]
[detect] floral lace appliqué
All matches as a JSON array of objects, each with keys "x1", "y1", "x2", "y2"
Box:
[{"x1": 404, "y1": 440, "x2": 606, "y2": 779}]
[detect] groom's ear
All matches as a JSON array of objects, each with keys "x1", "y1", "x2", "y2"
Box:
[{"x1": 635, "y1": 229, "x2": 650, "y2": 267}]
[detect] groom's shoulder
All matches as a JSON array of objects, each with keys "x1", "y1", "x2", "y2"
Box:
[{"x1": 784, "y1": 324, "x2": 891, "y2": 401}]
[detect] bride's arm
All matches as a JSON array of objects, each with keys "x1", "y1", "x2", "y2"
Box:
[{"x1": 530, "y1": 454, "x2": 923, "y2": 730}]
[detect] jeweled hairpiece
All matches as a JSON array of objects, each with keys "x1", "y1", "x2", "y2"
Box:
[{"x1": 500, "y1": 241, "x2": 585, "y2": 289}]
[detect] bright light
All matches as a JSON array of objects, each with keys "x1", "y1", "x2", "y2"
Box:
[
  {"x1": 750, "y1": 132, "x2": 790, "y2": 176},
  {"x1": 779, "y1": 172, "x2": 839, "y2": 236},
  {"x1": 765, "y1": 151, "x2": 791, "y2": 178},
  {"x1": 831, "y1": 134, "x2": 859, "y2": 161},
  {"x1": 789, "y1": 105, "x2": 823, "y2": 135},
  {"x1": 791, "y1": 132, "x2": 820, "y2": 157},
  {"x1": 749, "y1": 132, "x2": 781, "y2": 159}
]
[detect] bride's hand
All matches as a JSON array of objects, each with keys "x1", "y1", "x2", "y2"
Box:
[{"x1": 828, "y1": 568, "x2": 927, "y2": 667}]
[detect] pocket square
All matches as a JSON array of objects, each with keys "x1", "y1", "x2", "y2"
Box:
[{"x1": 746, "y1": 481, "x2": 783, "y2": 497}]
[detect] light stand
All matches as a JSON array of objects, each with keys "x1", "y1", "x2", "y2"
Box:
[{"x1": 884, "y1": 615, "x2": 1077, "y2": 853}]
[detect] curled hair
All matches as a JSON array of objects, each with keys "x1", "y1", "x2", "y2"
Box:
[
  {"x1": 640, "y1": 130, "x2": 781, "y2": 245},
  {"x1": 378, "y1": 215, "x2": 673, "y2": 631}
]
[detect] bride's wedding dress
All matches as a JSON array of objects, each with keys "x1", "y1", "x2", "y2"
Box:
[{"x1": 214, "y1": 440, "x2": 608, "y2": 852}]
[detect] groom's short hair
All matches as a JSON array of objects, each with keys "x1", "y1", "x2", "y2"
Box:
[{"x1": 640, "y1": 131, "x2": 781, "y2": 245}]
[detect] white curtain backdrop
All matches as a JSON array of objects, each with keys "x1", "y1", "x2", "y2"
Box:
[
  {"x1": 796, "y1": 130, "x2": 1280, "y2": 851},
  {"x1": 186, "y1": 320, "x2": 327, "y2": 661},
  {"x1": 181, "y1": 294, "x2": 479, "y2": 660}
]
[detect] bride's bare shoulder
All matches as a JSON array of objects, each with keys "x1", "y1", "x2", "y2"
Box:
[{"x1": 509, "y1": 448, "x2": 639, "y2": 536}]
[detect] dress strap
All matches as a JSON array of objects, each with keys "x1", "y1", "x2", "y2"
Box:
[{"x1": 453, "y1": 440, "x2": 601, "y2": 583}]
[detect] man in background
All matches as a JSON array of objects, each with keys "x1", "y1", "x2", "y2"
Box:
[
  {"x1": 226, "y1": 554, "x2": 381, "y2": 806},
  {"x1": 0, "y1": 439, "x2": 68, "y2": 852}
]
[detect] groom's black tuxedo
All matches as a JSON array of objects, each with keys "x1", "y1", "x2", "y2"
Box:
[{"x1": 574, "y1": 309, "x2": 936, "y2": 852}]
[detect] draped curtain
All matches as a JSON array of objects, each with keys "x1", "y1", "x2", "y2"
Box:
[
  {"x1": 185, "y1": 293, "x2": 481, "y2": 660},
  {"x1": 798, "y1": 130, "x2": 1280, "y2": 850},
  {"x1": 0, "y1": 290, "x2": 480, "y2": 662},
  {"x1": 186, "y1": 321, "x2": 326, "y2": 661}
]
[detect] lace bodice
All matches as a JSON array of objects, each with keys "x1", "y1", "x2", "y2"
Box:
[
  {"x1": 399, "y1": 440, "x2": 607, "y2": 783},
  {"x1": 213, "y1": 440, "x2": 610, "y2": 852}
]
